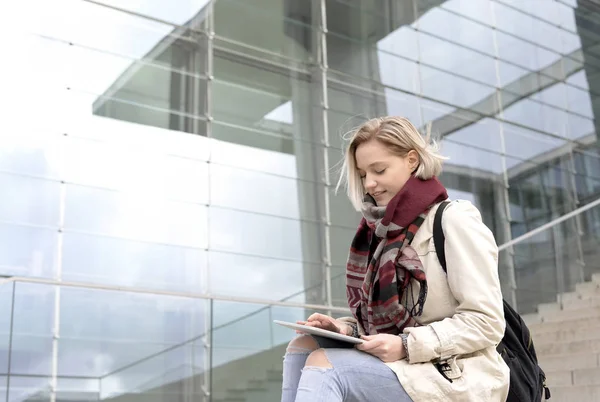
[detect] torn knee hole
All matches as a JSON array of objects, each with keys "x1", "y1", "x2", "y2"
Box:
[
  {"x1": 305, "y1": 349, "x2": 333, "y2": 369},
  {"x1": 286, "y1": 335, "x2": 319, "y2": 354}
]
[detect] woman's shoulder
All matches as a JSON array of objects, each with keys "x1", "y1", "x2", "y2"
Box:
[
  {"x1": 440, "y1": 199, "x2": 483, "y2": 225},
  {"x1": 439, "y1": 199, "x2": 497, "y2": 251}
]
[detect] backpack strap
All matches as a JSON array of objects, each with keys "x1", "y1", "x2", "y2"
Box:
[{"x1": 433, "y1": 200, "x2": 451, "y2": 273}]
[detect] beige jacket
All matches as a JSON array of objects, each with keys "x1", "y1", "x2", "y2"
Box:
[{"x1": 341, "y1": 200, "x2": 510, "y2": 402}]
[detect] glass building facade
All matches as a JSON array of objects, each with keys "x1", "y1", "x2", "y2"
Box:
[{"x1": 2, "y1": 0, "x2": 600, "y2": 400}]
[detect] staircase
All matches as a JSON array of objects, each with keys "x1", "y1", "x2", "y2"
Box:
[{"x1": 524, "y1": 273, "x2": 600, "y2": 402}]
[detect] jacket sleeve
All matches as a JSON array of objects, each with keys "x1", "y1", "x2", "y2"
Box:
[{"x1": 402, "y1": 200, "x2": 505, "y2": 364}]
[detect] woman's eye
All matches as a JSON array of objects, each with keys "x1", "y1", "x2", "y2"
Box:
[{"x1": 375, "y1": 169, "x2": 386, "y2": 174}]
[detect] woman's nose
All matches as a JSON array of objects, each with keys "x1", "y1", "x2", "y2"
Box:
[{"x1": 364, "y1": 176, "x2": 377, "y2": 190}]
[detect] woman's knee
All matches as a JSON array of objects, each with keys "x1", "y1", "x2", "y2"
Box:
[
  {"x1": 305, "y1": 349, "x2": 333, "y2": 368},
  {"x1": 286, "y1": 335, "x2": 319, "y2": 354}
]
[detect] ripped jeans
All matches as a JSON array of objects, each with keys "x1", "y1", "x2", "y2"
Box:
[{"x1": 281, "y1": 336, "x2": 413, "y2": 402}]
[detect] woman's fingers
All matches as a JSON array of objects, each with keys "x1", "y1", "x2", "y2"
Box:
[
  {"x1": 357, "y1": 340, "x2": 375, "y2": 351},
  {"x1": 306, "y1": 313, "x2": 331, "y2": 326}
]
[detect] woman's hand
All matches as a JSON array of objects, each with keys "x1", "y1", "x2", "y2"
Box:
[
  {"x1": 356, "y1": 334, "x2": 406, "y2": 362},
  {"x1": 297, "y1": 313, "x2": 352, "y2": 336}
]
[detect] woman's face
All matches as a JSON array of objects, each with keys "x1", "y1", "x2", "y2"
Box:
[{"x1": 355, "y1": 140, "x2": 418, "y2": 207}]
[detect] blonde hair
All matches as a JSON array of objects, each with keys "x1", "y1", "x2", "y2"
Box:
[{"x1": 336, "y1": 116, "x2": 447, "y2": 210}]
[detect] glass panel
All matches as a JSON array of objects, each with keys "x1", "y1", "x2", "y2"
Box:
[
  {"x1": 0, "y1": 224, "x2": 57, "y2": 278},
  {"x1": 327, "y1": 184, "x2": 362, "y2": 230},
  {"x1": 17, "y1": 1, "x2": 210, "y2": 136},
  {"x1": 63, "y1": 136, "x2": 210, "y2": 204},
  {"x1": 502, "y1": 123, "x2": 569, "y2": 166},
  {"x1": 567, "y1": 83, "x2": 594, "y2": 118},
  {"x1": 418, "y1": 33, "x2": 497, "y2": 85},
  {"x1": 330, "y1": 266, "x2": 348, "y2": 307},
  {"x1": 495, "y1": 30, "x2": 562, "y2": 75},
  {"x1": 214, "y1": 0, "x2": 316, "y2": 63},
  {"x1": 326, "y1": 0, "x2": 415, "y2": 41},
  {"x1": 64, "y1": 184, "x2": 208, "y2": 248},
  {"x1": 210, "y1": 164, "x2": 323, "y2": 220},
  {"x1": 442, "y1": 139, "x2": 504, "y2": 175},
  {"x1": 57, "y1": 287, "x2": 207, "y2": 401},
  {"x1": 0, "y1": 284, "x2": 12, "y2": 374},
  {"x1": 509, "y1": 205, "x2": 587, "y2": 315},
  {"x1": 441, "y1": 0, "x2": 494, "y2": 26},
  {"x1": 211, "y1": 302, "x2": 347, "y2": 402},
  {"x1": 444, "y1": 118, "x2": 502, "y2": 154},
  {"x1": 210, "y1": 137, "x2": 311, "y2": 181},
  {"x1": 209, "y1": 207, "x2": 322, "y2": 263},
  {"x1": 0, "y1": 174, "x2": 61, "y2": 227},
  {"x1": 8, "y1": 375, "x2": 52, "y2": 402},
  {"x1": 494, "y1": 0, "x2": 561, "y2": 27},
  {"x1": 420, "y1": 64, "x2": 495, "y2": 109},
  {"x1": 417, "y1": 7, "x2": 495, "y2": 55},
  {"x1": 62, "y1": 233, "x2": 207, "y2": 292},
  {"x1": 212, "y1": 54, "x2": 321, "y2": 146},
  {"x1": 580, "y1": 206, "x2": 600, "y2": 281},
  {"x1": 567, "y1": 112, "x2": 595, "y2": 141},
  {"x1": 10, "y1": 283, "x2": 54, "y2": 378},
  {"x1": 573, "y1": 147, "x2": 600, "y2": 203},
  {"x1": 327, "y1": 32, "x2": 420, "y2": 94},
  {"x1": 95, "y1": 0, "x2": 211, "y2": 27},
  {"x1": 208, "y1": 251, "x2": 323, "y2": 301},
  {"x1": 29, "y1": 0, "x2": 195, "y2": 60},
  {"x1": 327, "y1": 82, "x2": 422, "y2": 149},
  {"x1": 329, "y1": 226, "x2": 358, "y2": 267},
  {"x1": 501, "y1": 97, "x2": 569, "y2": 139},
  {"x1": 56, "y1": 377, "x2": 100, "y2": 402},
  {"x1": 535, "y1": 81, "x2": 569, "y2": 110},
  {"x1": 492, "y1": 1, "x2": 564, "y2": 50},
  {"x1": 0, "y1": 376, "x2": 5, "y2": 401},
  {"x1": 0, "y1": 133, "x2": 62, "y2": 180},
  {"x1": 507, "y1": 156, "x2": 576, "y2": 229}
]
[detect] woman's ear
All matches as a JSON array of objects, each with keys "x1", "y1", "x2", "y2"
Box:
[{"x1": 407, "y1": 150, "x2": 419, "y2": 171}]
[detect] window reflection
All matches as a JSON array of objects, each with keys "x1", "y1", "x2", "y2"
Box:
[
  {"x1": 0, "y1": 174, "x2": 61, "y2": 227},
  {"x1": 495, "y1": 30, "x2": 562, "y2": 73},
  {"x1": 0, "y1": 225, "x2": 57, "y2": 278},
  {"x1": 62, "y1": 233, "x2": 206, "y2": 292},
  {"x1": 418, "y1": 7, "x2": 495, "y2": 55},
  {"x1": 418, "y1": 33, "x2": 497, "y2": 85},
  {"x1": 441, "y1": 0, "x2": 494, "y2": 25},
  {"x1": 64, "y1": 185, "x2": 208, "y2": 248}
]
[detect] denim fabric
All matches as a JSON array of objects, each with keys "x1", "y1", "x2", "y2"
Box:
[{"x1": 281, "y1": 336, "x2": 412, "y2": 402}]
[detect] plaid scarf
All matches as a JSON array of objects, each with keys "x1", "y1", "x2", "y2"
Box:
[{"x1": 346, "y1": 176, "x2": 448, "y2": 335}]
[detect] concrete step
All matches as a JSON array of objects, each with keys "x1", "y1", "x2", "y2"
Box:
[
  {"x1": 593, "y1": 273, "x2": 600, "y2": 284},
  {"x1": 532, "y1": 324, "x2": 600, "y2": 344},
  {"x1": 535, "y1": 306, "x2": 600, "y2": 324},
  {"x1": 538, "y1": 352, "x2": 599, "y2": 372},
  {"x1": 546, "y1": 385, "x2": 600, "y2": 402},
  {"x1": 545, "y1": 369, "x2": 573, "y2": 387},
  {"x1": 573, "y1": 367, "x2": 600, "y2": 386},
  {"x1": 541, "y1": 295, "x2": 600, "y2": 313},
  {"x1": 576, "y1": 281, "x2": 600, "y2": 297},
  {"x1": 536, "y1": 338, "x2": 600, "y2": 355},
  {"x1": 544, "y1": 367, "x2": 600, "y2": 387},
  {"x1": 528, "y1": 316, "x2": 600, "y2": 334},
  {"x1": 266, "y1": 369, "x2": 283, "y2": 382}
]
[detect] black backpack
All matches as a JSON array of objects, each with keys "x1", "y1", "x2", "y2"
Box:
[{"x1": 433, "y1": 201, "x2": 551, "y2": 402}]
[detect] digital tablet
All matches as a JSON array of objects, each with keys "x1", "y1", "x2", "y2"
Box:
[{"x1": 273, "y1": 320, "x2": 365, "y2": 344}]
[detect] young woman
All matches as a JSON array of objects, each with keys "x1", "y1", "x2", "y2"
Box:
[{"x1": 280, "y1": 117, "x2": 509, "y2": 402}]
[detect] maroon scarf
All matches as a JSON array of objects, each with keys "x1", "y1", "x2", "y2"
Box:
[{"x1": 346, "y1": 176, "x2": 448, "y2": 335}]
